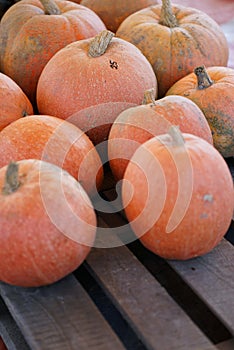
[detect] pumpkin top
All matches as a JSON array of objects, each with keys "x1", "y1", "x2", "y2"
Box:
[{"x1": 2, "y1": 162, "x2": 20, "y2": 195}]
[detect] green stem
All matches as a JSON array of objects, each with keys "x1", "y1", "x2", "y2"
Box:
[{"x1": 2, "y1": 162, "x2": 20, "y2": 195}]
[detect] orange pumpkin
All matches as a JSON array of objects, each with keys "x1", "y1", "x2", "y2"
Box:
[
  {"x1": 0, "y1": 0, "x2": 106, "y2": 106},
  {"x1": 122, "y1": 126, "x2": 234, "y2": 260},
  {"x1": 108, "y1": 91, "x2": 213, "y2": 180},
  {"x1": 0, "y1": 337, "x2": 7, "y2": 350},
  {"x1": 36, "y1": 30, "x2": 157, "y2": 145},
  {"x1": 166, "y1": 65, "x2": 234, "y2": 158},
  {"x1": 116, "y1": 0, "x2": 229, "y2": 97},
  {"x1": 0, "y1": 115, "x2": 103, "y2": 195},
  {"x1": 0, "y1": 72, "x2": 33, "y2": 131},
  {"x1": 0, "y1": 159, "x2": 97, "y2": 287},
  {"x1": 80, "y1": 0, "x2": 159, "y2": 33}
]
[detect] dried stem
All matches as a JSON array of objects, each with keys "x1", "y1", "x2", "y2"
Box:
[
  {"x1": 168, "y1": 125, "x2": 185, "y2": 146},
  {"x1": 88, "y1": 30, "x2": 115, "y2": 58},
  {"x1": 194, "y1": 66, "x2": 213, "y2": 90},
  {"x1": 39, "y1": 0, "x2": 61, "y2": 15},
  {"x1": 159, "y1": 0, "x2": 178, "y2": 28},
  {"x1": 2, "y1": 162, "x2": 20, "y2": 195},
  {"x1": 142, "y1": 88, "x2": 156, "y2": 105}
]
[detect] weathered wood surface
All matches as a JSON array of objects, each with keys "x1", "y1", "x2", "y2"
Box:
[
  {"x1": 169, "y1": 239, "x2": 234, "y2": 334},
  {"x1": 86, "y1": 220, "x2": 216, "y2": 350},
  {"x1": 0, "y1": 275, "x2": 125, "y2": 350},
  {"x1": 0, "y1": 296, "x2": 30, "y2": 350}
]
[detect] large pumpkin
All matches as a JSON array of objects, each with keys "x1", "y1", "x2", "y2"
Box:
[
  {"x1": 108, "y1": 91, "x2": 213, "y2": 180},
  {"x1": 80, "y1": 0, "x2": 159, "y2": 33},
  {"x1": 36, "y1": 30, "x2": 157, "y2": 145},
  {"x1": 166, "y1": 65, "x2": 234, "y2": 158},
  {"x1": 0, "y1": 72, "x2": 33, "y2": 131},
  {"x1": 122, "y1": 126, "x2": 234, "y2": 260},
  {"x1": 0, "y1": 0, "x2": 106, "y2": 106},
  {"x1": 0, "y1": 115, "x2": 103, "y2": 195},
  {"x1": 116, "y1": 0, "x2": 229, "y2": 97},
  {"x1": 0, "y1": 159, "x2": 97, "y2": 287}
]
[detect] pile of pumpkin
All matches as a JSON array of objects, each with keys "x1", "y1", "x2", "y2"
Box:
[{"x1": 0, "y1": 0, "x2": 233, "y2": 287}]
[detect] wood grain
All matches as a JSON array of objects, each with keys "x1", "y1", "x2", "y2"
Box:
[
  {"x1": 86, "y1": 220, "x2": 216, "y2": 350},
  {"x1": 0, "y1": 275, "x2": 125, "y2": 350},
  {"x1": 169, "y1": 239, "x2": 234, "y2": 334}
]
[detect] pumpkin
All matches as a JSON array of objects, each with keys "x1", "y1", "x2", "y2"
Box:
[
  {"x1": 108, "y1": 90, "x2": 213, "y2": 180},
  {"x1": 36, "y1": 30, "x2": 157, "y2": 146},
  {"x1": 0, "y1": 337, "x2": 7, "y2": 350},
  {"x1": 0, "y1": 0, "x2": 106, "y2": 106},
  {"x1": 122, "y1": 126, "x2": 234, "y2": 260},
  {"x1": 116, "y1": 0, "x2": 229, "y2": 97},
  {"x1": 0, "y1": 72, "x2": 33, "y2": 131},
  {"x1": 166, "y1": 65, "x2": 234, "y2": 158},
  {"x1": 80, "y1": 0, "x2": 159, "y2": 33},
  {"x1": 0, "y1": 159, "x2": 97, "y2": 287},
  {"x1": 0, "y1": 115, "x2": 103, "y2": 195}
]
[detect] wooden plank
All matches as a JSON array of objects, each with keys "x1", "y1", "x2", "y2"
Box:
[
  {"x1": 0, "y1": 296, "x2": 30, "y2": 350},
  {"x1": 169, "y1": 239, "x2": 234, "y2": 335},
  {"x1": 0, "y1": 274, "x2": 125, "y2": 350},
  {"x1": 216, "y1": 338, "x2": 234, "y2": 350},
  {"x1": 86, "y1": 221, "x2": 216, "y2": 350}
]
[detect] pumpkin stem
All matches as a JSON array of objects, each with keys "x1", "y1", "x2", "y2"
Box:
[
  {"x1": 142, "y1": 88, "x2": 156, "y2": 105},
  {"x1": 168, "y1": 125, "x2": 185, "y2": 146},
  {"x1": 39, "y1": 0, "x2": 61, "y2": 15},
  {"x1": 88, "y1": 30, "x2": 115, "y2": 58},
  {"x1": 194, "y1": 65, "x2": 213, "y2": 90},
  {"x1": 159, "y1": 0, "x2": 178, "y2": 28},
  {"x1": 2, "y1": 162, "x2": 20, "y2": 195}
]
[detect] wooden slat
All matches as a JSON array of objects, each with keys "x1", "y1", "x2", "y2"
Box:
[
  {"x1": 216, "y1": 338, "x2": 234, "y2": 350},
  {"x1": 169, "y1": 239, "x2": 234, "y2": 335},
  {"x1": 86, "y1": 221, "x2": 216, "y2": 350},
  {"x1": 0, "y1": 296, "x2": 30, "y2": 350},
  {"x1": 0, "y1": 274, "x2": 125, "y2": 350}
]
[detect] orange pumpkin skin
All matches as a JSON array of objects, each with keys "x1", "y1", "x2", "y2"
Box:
[
  {"x1": 108, "y1": 95, "x2": 213, "y2": 180},
  {"x1": 0, "y1": 159, "x2": 97, "y2": 287},
  {"x1": 36, "y1": 34, "x2": 157, "y2": 145},
  {"x1": 166, "y1": 66, "x2": 234, "y2": 158},
  {"x1": 116, "y1": 4, "x2": 229, "y2": 97},
  {"x1": 0, "y1": 73, "x2": 33, "y2": 131},
  {"x1": 0, "y1": 0, "x2": 106, "y2": 106},
  {"x1": 80, "y1": 0, "x2": 159, "y2": 33},
  {"x1": 122, "y1": 131, "x2": 234, "y2": 260},
  {"x1": 0, "y1": 115, "x2": 103, "y2": 195},
  {"x1": 0, "y1": 337, "x2": 7, "y2": 350}
]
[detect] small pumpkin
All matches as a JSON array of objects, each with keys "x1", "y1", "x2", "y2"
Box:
[
  {"x1": 116, "y1": 0, "x2": 229, "y2": 97},
  {"x1": 0, "y1": 72, "x2": 33, "y2": 131},
  {"x1": 122, "y1": 126, "x2": 234, "y2": 260},
  {"x1": 0, "y1": 159, "x2": 97, "y2": 287},
  {"x1": 166, "y1": 65, "x2": 234, "y2": 158},
  {"x1": 36, "y1": 30, "x2": 157, "y2": 146},
  {"x1": 80, "y1": 0, "x2": 159, "y2": 33},
  {"x1": 0, "y1": 0, "x2": 106, "y2": 106},
  {"x1": 108, "y1": 90, "x2": 213, "y2": 180},
  {"x1": 0, "y1": 115, "x2": 103, "y2": 195}
]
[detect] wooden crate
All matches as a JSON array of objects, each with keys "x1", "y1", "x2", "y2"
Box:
[{"x1": 0, "y1": 158, "x2": 234, "y2": 350}]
